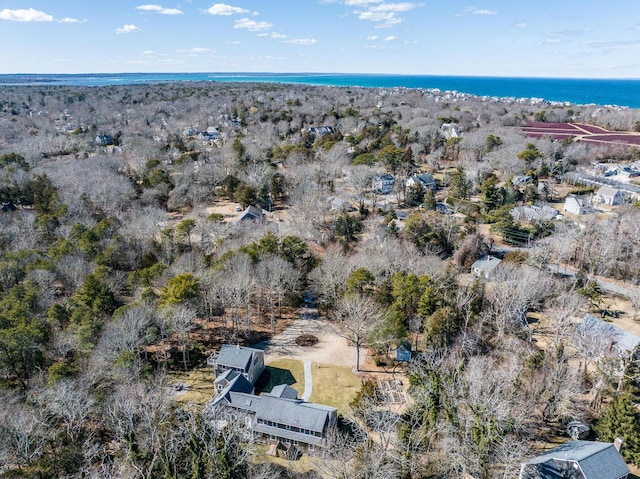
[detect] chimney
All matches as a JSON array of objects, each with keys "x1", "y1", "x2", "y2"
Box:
[{"x1": 614, "y1": 437, "x2": 624, "y2": 452}]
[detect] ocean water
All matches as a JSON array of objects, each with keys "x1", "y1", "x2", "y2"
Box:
[{"x1": 1, "y1": 72, "x2": 640, "y2": 108}]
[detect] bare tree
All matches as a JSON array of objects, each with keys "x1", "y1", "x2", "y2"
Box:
[{"x1": 333, "y1": 294, "x2": 383, "y2": 372}]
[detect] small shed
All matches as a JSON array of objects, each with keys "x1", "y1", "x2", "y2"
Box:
[{"x1": 396, "y1": 342, "x2": 412, "y2": 362}]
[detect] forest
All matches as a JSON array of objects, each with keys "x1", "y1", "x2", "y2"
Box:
[{"x1": 0, "y1": 81, "x2": 640, "y2": 478}]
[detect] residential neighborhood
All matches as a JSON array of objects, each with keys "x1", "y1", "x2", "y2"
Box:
[{"x1": 2, "y1": 79, "x2": 640, "y2": 479}]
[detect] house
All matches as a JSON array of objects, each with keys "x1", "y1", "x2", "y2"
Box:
[
  {"x1": 208, "y1": 345, "x2": 265, "y2": 385},
  {"x1": 440, "y1": 122, "x2": 462, "y2": 139},
  {"x1": 406, "y1": 173, "x2": 436, "y2": 191},
  {"x1": 236, "y1": 205, "x2": 264, "y2": 223},
  {"x1": 519, "y1": 440, "x2": 629, "y2": 479},
  {"x1": 182, "y1": 128, "x2": 199, "y2": 137},
  {"x1": 396, "y1": 342, "x2": 412, "y2": 362},
  {"x1": 594, "y1": 186, "x2": 625, "y2": 205},
  {"x1": 372, "y1": 174, "x2": 395, "y2": 194},
  {"x1": 95, "y1": 134, "x2": 113, "y2": 146},
  {"x1": 510, "y1": 204, "x2": 559, "y2": 222},
  {"x1": 204, "y1": 383, "x2": 338, "y2": 453},
  {"x1": 512, "y1": 175, "x2": 533, "y2": 187},
  {"x1": 307, "y1": 125, "x2": 335, "y2": 137},
  {"x1": 471, "y1": 255, "x2": 502, "y2": 279},
  {"x1": 1, "y1": 202, "x2": 17, "y2": 212},
  {"x1": 574, "y1": 314, "x2": 640, "y2": 361},
  {"x1": 564, "y1": 194, "x2": 593, "y2": 215}
]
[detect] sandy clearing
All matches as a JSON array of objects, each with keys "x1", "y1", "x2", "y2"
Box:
[{"x1": 254, "y1": 306, "x2": 361, "y2": 369}]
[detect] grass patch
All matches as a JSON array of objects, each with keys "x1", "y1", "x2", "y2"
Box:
[
  {"x1": 168, "y1": 367, "x2": 216, "y2": 406},
  {"x1": 257, "y1": 358, "x2": 304, "y2": 394},
  {"x1": 308, "y1": 363, "x2": 362, "y2": 416}
]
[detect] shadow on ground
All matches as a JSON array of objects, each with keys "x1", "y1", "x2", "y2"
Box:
[{"x1": 255, "y1": 366, "x2": 296, "y2": 394}]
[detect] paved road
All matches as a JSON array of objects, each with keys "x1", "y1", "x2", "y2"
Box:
[{"x1": 492, "y1": 246, "x2": 639, "y2": 298}]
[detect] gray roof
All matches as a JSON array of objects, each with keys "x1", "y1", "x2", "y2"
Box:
[
  {"x1": 267, "y1": 384, "x2": 299, "y2": 399},
  {"x1": 236, "y1": 205, "x2": 264, "y2": 222},
  {"x1": 221, "y1": 389, "x2": 336, "y2": 443},
  {"x1": 576, "y1": 314, "x2": 640, "y2": 357},
  {"x1": 216, "y1": 345, "x2": 263, "y2": 371},
  {"x1": 510, "y1": 204, "x2": 559, "y2": 222},
  {"x1": 521, "y1": 441, "x2": 629, "y2": 479},
  {"x1": 209, "y1": 373, "x2": 255, "y2": 408},
  {"x1": 471, "y1": 255, "x2": 502, "y2": 277},
  {"x1": 596, "y1": 185, "x2": 622, "y2": 198}
]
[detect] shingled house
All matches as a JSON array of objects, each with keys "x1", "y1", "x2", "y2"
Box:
[
  {"x1": 519, "y1": 440, "x2": 629, "y2": 479},
  {"x1": 205, "y1": 345, "x2": 337, "y2": 453},
  {"x1": 208, "y1": 345, "x2": 265, "y2": 386}
]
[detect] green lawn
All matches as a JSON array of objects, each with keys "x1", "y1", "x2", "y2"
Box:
[
  {"x1": 258, "y1": 358, "x2": 304, "y2": 394},
  {"x1": 263, "y1": 359, "x2": 361, "y2": 415},
  {"x1": 308, "y1": 363, "x2": 362, "y2": 416},
  {"x1": 169, "y1": 359, "x2": 362, "y2": 417}
]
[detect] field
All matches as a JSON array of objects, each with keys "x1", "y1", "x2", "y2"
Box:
[{"x1": 523, "y1": 121, "x2": 640, "y2": 146}]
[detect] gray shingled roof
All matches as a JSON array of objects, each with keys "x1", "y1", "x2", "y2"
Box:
[
  {"x1": 576, "y1": 314, "x2": 640, "y2": 357},
  {"x1": 216, "y1": 345, "x2": 261, "y2": 371},
  {"x1": 267, "y1": 384, "x2": 299, "y2": 399},
  {"x1": 471, "y1": 255, "x2": 502, "y2": 277},
  {"x1": 522, "y1": 441, "x2": 629, "y2": 479},
  {"x1": 209, "y1": 373, "x2": 254, "y2": 408}
]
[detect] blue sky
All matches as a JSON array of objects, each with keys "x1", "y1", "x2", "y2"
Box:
[{"x1": 1, "y1": 1, "x2": 640, "y2": 78}]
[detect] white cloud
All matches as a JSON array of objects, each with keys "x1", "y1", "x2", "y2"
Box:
[
  {"x1": 178, "y1": 47, "x2": 213, "y2": 53},
  {"x1": 351, "y1": 2, "x2": 415, "y2": 27},
  {"x1": 367, "y1": 35, "x2": 378, "y2": 40},
  {"x1": 116, "y1": 24, "x2": 141, "y2": 34},
  {"x1": 142, "y1": 50, "x2": 156, "y2": 55},
  {"x1": 383, "y1": 35, "x2": 397, "y2": 41},
  {"x1": 205, "y1": 3, "x2": 249, "y2": 15},
  {"x1": 59, "y1": 17, "x2": 85, "y2": 24},
  {"x1": 233, "y1": 17, "x2": 271, "y2": 31},
  {"x1": 357, "y1": 11, "x2": 403, "y2": 26},
  {"x1": 0, "y1": 8, "x2": 53, "y2": 22},
  {"x1": 369, "y1": 2, "x2": 415, "y2": 13},
  {"x1": 283, "y1": 38, "x2": 318, "y2": 45},
  {"x1": 136, "y1": 5, "x2": 184, "y2": 15},
  {"x1": 465, "y1": 7, "x2": 497, "y2": 15},
  {"x1": 271, "y1": 32, "x2": 288, "y2": 39},
  {"x1": 515, "y1": 22, "x2": 527, "y2": 28},
  {"x1": 346, "y1": 0, "x2": 383, "y2": 5}
]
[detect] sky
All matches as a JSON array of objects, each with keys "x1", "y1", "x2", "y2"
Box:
[{"x1": 1, "y1": 1, "x2": 640, "y2": 78}]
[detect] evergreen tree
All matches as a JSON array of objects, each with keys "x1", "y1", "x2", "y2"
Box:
[{"x1": 596, "y1": 388, "x2": 640, "y2": 464}]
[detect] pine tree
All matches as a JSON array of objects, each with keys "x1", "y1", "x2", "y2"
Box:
[{"x1": 596, "y1": 388, "x2": 640, "y2": 464}]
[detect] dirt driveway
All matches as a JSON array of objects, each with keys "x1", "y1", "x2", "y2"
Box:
[{"x1": 254, "y1": 306, "x2": 359, "y2": 368}]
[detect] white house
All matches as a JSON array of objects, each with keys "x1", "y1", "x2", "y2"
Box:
[
  {"x1": 372, "y1": 174, "x2": 395, "y2": 194},
  {"x1": 406, "y1": 173, "x2": 436, "y2": 191},
  {"x1": 594, "y1": 186, "x2": 625, "y2": 206},
  {"x1": 471, "y1": 256, "x2": 502, "y2": 279},
  {"x1": 564, "y1": 194, "x2": 594, "y2": 215}
]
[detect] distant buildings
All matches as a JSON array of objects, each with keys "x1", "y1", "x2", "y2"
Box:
[
  {"x1": 372, "y1": 174, "x2": 395, "y2": 194},
  {"x1": 510, "y1": 204, "x2": 559, "y2": 222},
  {"x1": 564, "y1": 194, "x2": 594, "y2": 215},
  {"x1": 405, "y1": 173, "x2": 436, "y2": 191},
  {"x1": 471, "y1": 256, "x2": 502, "y2": 279}
]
